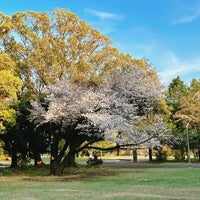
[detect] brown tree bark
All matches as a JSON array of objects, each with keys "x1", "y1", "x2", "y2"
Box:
[{"x1": 50, "y1": 133, "x2": 59, "y2": 175}]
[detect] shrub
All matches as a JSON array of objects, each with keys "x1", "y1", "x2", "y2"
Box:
[
  {"x1": 87, "y1": 157, "x2": 103, "y2": 165},
  {"x1": 0, "y1": 168, "x2": 11, "y2": 176},
  {"x1": 86, "y1": 153, "x2": 103, "y2": 166},
  {"x1": 156, "y1": 150, "x2": 167, "y2": 161}
]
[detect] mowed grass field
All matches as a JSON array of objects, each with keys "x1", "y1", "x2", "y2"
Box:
[{"x1": 0, "y1": 166, "x2": 200, "y2": 200}]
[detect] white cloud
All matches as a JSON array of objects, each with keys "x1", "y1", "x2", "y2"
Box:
[
  {"x1": 85, "y1": 9, "x2": 124, "y2": 35},
  {"x1": 85, "y1": 9, "x2": 123, "y2": 21},
  {"x1": 115, "y1": 39, "x2": 200, "y2": 86},
  {"x1": 172, "y1": 6, "x2": 200, "y2": 25},
  {"x1": 158, "y1": 51, "x2": 200, "y2": 85}
]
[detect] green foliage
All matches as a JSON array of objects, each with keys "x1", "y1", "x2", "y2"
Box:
[
  {"x1": 166, "y1": 76, "x2": 188, "y2": 114},
  {"x1": 166, "y1": 76, "x2": 188, "y2": 134},
  {"x1": 17, "y1": 154, "x2": 31, "y2": 169},
  {"x1": 155, "y1": 150, "x2": 168, "y2": 161},
  {"x1": 167, "y1": 76, "x2": 188, "y2": 100},
  {"x1": 166, "y1": 77, "x2": 200, "y2": 161},
  {"x1": 0, "y1": 102, "x2": 16, "y2": 131},
  {"x1": 86, "y1": 158, "x2": 103, "y2": 165},
  {"x1": 0, "y1": 168, "x2": 11, "y2": 176},
  {"x1": 0, "y1": 141, "x2": 5, "y2": 159},
  {"x1": 190, "y1": 78, "x2": 200, "y2": 93}
]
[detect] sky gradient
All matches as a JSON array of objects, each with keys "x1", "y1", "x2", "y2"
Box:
[{"x1": 1, "y1": 0, "x2": 200, "y2": 86}]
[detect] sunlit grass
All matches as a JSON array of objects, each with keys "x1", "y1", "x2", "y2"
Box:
[{"x1": 0, "y1": 165, "x2": 200, "y2": 200}]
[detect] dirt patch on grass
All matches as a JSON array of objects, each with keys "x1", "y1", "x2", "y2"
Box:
[{"x1": 0, "y1": 165, "x2": 121, "y2": 182}]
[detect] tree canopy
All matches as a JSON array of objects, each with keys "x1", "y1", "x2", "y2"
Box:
[{"x1": 1, "y1": 9, "x2": 139, "y2": 96}]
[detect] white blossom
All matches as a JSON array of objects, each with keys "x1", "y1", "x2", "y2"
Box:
[{"x1": 29, "y1": 65, "x2": 167, "y2": 148}]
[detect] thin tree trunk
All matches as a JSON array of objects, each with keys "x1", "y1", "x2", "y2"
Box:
[
  {"x1": 198, "y1": 147, "x2": 200, "y2": 162},
  {"x1": 11, "y1": 142, "x2": 18, "y2": 168},
  {"x1": 133, "y1": 148, "x2": 137, "y2": 162},
  {"x1": 116, "y1": 144, "x2": 120, "y2": 156},
  {"x1": 149, "y1": 148, "x2": 153, "y2": 161},
  {"x1": 180, "y1": 147, "x2": 185, "y2": 161}
]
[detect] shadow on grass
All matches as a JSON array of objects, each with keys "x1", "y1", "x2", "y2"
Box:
[
  {"x1": 1, "y1": 159, "x2": 200, "y2": 182},
  {"x1": 0, "y1": 164, "x2": 121, "y2": 182}
]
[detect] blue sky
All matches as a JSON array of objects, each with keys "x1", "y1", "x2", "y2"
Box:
[{"x1": 1, "y1": 0, "x2": 200, "y2": 86}]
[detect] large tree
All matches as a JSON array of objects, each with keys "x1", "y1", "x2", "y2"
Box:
[
  {"x1": 29, "y1": 63, "x2": 166, "y2": 175},
  {"x1": 1, "y1": 9, "x2": 167, "y2": 171}
]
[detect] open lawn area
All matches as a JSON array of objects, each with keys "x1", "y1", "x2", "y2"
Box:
[{"x1": 0, "y1": 165, "x2": 200, "y2": 200}]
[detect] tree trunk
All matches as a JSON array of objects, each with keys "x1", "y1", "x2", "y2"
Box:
[
  {"x1": 66, "y1": 154, "x2": 76, "y2": 167},
  {"x1": 180, "y1": 147, "x2": 185, "y2": 161},
  {"x1": 116, "y1": 145, "x2": 120, "y2": 156},
  {"x1": 11, "y1": 142, "x2": 18, "y2": 168},
  {"x1": 50, "y1": 158, "x2": 58, "y2": 175},
  {"x1": 149, "y1": 148, "x2": 153, "y2": 161},
  {"x1": 49, "y1": 133, "x2": 86, "y2": 175},
  {"x1": 198, "y1": 148, "x2": 200, "y2": 162},
  {"x1": 55, "y1": 151, "x2": 76, "y2": 175},
  {"x1": 50, "y1": 133, "x2": 59, "y2": 175},
  {"x1": 133, "y1": 148, "x2": 137, "y2": 162}
]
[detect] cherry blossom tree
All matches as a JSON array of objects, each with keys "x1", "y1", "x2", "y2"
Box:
[{"x1": 29, "y1": 63, "x2": 168, "y2": 175}]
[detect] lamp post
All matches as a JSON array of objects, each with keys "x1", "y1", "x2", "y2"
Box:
[{"x1": 186, "y1": 123, "x2": 191, "y2": 164}]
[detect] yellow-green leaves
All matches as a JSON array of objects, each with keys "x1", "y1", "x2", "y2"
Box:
[
  {"x1": 0, "y1": 53, "x2": 22, "y2": 132},
  {"x1": 0, "y1": 54, "x2": 22, "y2": 100},
  {"x1": 0, "y1": 70, "x2": 22, "y2": 100},
  {"x1": 0, "y1": 12, "x2": 13, "y2": 37},
  {"x1": 4, "y1": 9, "x2": 113, "y2": 91},
  {"x1": 0, "y1": 101, "x2": 16, "y2": 132},
  {"x1": 0, "y1": 53, "x2": 16, "y2": 71}
]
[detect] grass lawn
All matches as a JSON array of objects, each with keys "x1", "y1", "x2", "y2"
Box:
[{"x1": 0, "y1": 165, "x2": 200, "y2": 200}]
